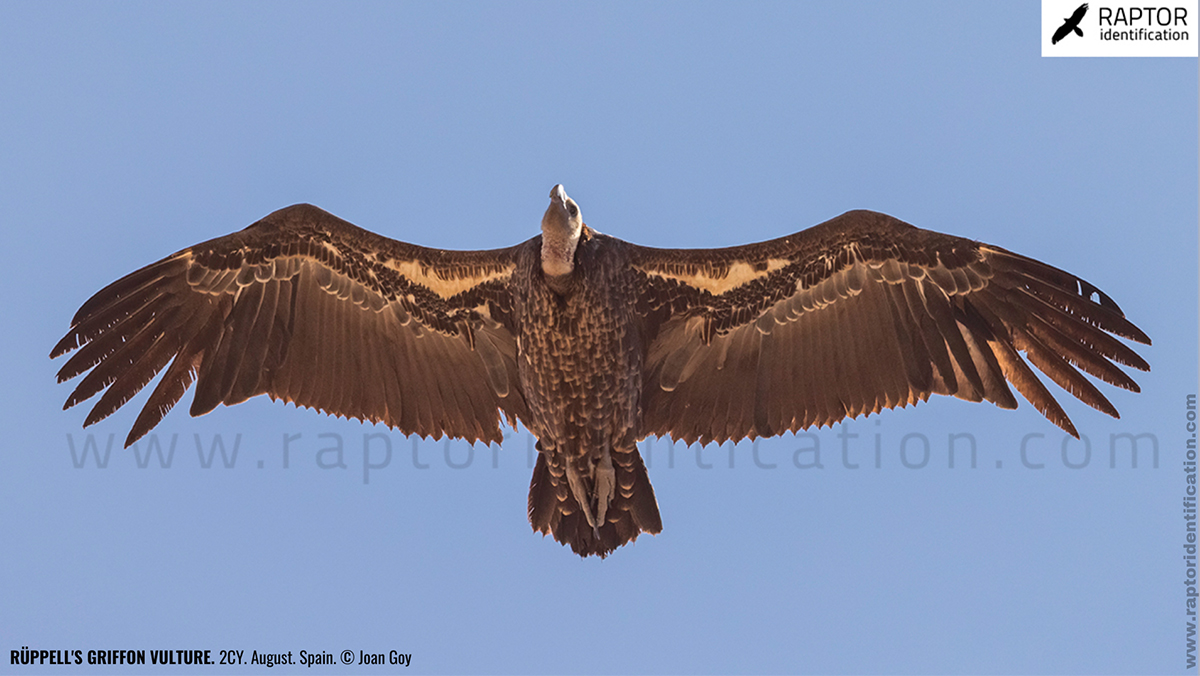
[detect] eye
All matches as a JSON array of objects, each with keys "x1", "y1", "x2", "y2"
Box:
[{"x1": 568, "y1": 204, "x2": 578, "y2": 217}]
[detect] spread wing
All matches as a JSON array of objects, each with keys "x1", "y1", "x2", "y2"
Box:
[
  {"x1": 631, "y1": 209, "x2": 1150, "y2": 445},
  {"x1": 52, "y1": 203, "x2": 529, "y2": 447}
]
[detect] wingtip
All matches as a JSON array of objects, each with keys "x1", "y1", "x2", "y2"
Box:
[
  {"x1": 49, "y1": 333, "x2": 79, "y2": 360},
  {"x1": 1058, "y1": 414, "x2": 1081, "y2": 439},
  {"x1": 123, "y1": 429, "x2": 146, "y2": 449}
]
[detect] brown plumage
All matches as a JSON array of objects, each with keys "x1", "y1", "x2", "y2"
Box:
[{"x1": 51, "y1": 186, "x2": 1150, "y2": 557}]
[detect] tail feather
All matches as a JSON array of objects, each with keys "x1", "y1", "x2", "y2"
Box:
[{"x1": 528, "y1": 443, "x2": 662, "y2": 558}]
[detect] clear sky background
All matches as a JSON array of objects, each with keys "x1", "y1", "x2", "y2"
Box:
[{"x1": 1, "y1": 2, "x2": 1196, "y2": 674}]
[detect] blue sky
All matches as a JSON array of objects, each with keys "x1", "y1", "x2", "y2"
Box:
[{"x1": 1, "y1": 2, "x2": 1196, "y2": 674}]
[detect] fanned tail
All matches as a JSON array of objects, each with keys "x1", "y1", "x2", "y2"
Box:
[{"x1": 528, "y1": 441, "x2": 662, "y2": 558}]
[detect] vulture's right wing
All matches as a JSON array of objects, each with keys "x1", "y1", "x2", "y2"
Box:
[{"x1": 52, "y1": 204, "x2": 530, "y2": 447}]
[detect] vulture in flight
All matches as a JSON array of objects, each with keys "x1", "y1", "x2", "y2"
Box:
[{"x1": 52, "y1": 186, "x2": 1150, "y2": 557}]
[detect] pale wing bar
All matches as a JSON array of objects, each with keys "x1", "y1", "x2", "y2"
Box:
[
  {"x1": 634, "y1": 211, "x2": 1150, "y2": 445},
  {"x1": 51, "y1": 204, "x2": 527, "y2": 447}
]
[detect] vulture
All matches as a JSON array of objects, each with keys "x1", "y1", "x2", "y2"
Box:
[{"x1": 51, "y1": 185, "x2": 1151, "y2": 557}]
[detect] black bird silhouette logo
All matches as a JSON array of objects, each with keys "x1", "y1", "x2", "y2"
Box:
[{"x1": 1053, "y1": 3, "x2": 1089, "y2": 44}]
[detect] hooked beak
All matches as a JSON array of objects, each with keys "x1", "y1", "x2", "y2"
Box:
[{"x1": 550, "y1": 184, "x2": 568, "y2": 207}]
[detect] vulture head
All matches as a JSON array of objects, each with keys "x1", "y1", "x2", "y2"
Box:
[{"x1": 541, "y1": 184, "x2": 583, "y2": 278}]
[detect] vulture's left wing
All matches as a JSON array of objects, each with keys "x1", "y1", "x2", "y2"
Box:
[
  {"x1": 630, "y1": 210, "x2": 1150, "y2": 445},
  {"x1": 52, "y1": 204, "x2": 529, "y2": 447}
]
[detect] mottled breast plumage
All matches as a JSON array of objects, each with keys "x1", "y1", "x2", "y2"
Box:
[{"x1": 515, "y1": 234, "x2": 662, "y2": 557}]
